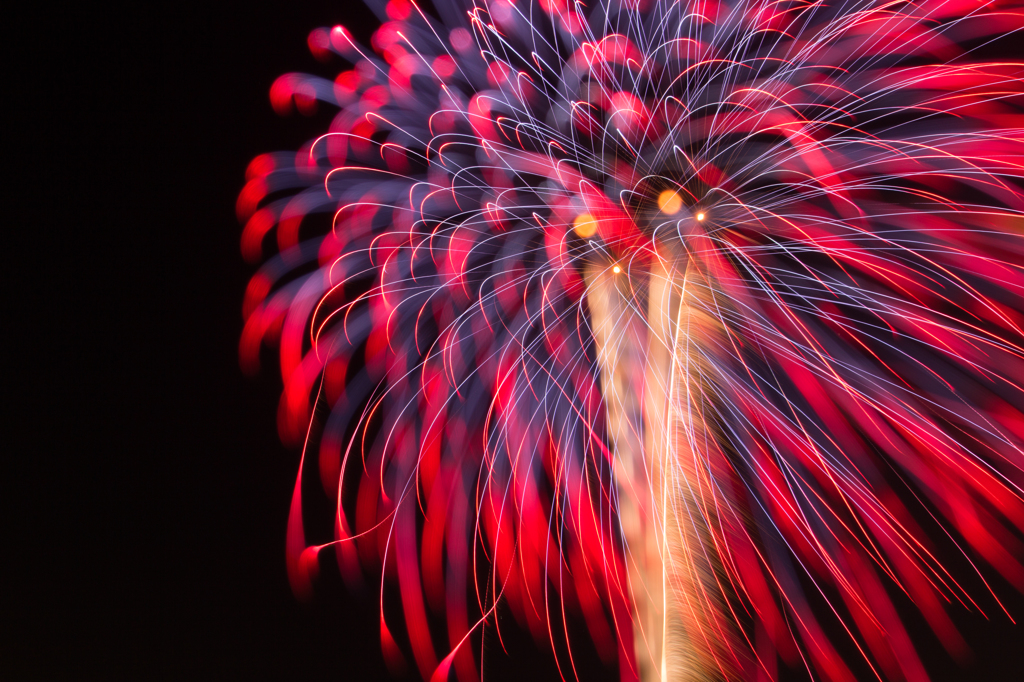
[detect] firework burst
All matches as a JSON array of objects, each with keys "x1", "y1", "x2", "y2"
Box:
[{"x1": 239, "y1": 0, "x2": 1024, "y2": 679}]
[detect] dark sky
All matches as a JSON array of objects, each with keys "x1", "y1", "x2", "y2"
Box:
[{"x1": 9, "y1": 1, "x2": 1024, "y2": 680}]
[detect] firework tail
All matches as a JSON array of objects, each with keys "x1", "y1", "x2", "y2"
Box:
[
  {"x1": 586, "y1": 246, "x2": 736, "y2": 681},
  {"x1": 586, "y1": 259, "x2": 674, "y2": 680}
]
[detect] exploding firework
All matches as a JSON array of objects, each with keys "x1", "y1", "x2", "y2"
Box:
[{"x1": 239, "y1": 0, "x2": 1024, "y2": 679}]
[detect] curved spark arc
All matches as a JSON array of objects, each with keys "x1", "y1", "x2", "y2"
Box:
[{"x1": 241, "y1": 0, "x2": 1024, "y2": 680}]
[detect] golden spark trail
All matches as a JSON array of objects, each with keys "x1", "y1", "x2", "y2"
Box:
[{"x1": 585, "y1": 248, "x2": 734, "y2": 682}]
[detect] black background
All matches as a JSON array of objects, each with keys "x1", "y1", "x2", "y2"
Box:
[{"x1": 8, "y1": 1, "x2": 1024, "y2": 680}]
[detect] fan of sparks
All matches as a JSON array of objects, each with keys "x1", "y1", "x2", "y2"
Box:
[{"x1": 238, "y1": 0, "x2": 1024, "y2": 679}]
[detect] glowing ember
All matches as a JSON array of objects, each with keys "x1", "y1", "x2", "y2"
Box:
[
  {"x1": 657, "y1": 190, "x2": 682, "y2": 215},
  {"x1": 574, "y1": 212, "x2": 599, "y2": 238}
]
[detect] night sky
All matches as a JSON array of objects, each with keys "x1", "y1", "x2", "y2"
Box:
[{"x1": 10, "y1": 1, "x2": 1024, "y2": 680}]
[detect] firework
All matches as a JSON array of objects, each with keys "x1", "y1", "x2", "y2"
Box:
[{"x1": 239, "y1": 0, "x2": 1024, "y2": 679}]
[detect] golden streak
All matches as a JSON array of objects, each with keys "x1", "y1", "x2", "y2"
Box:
[{"x1": 584, "y1": 247, "x2": 734, "y2": 681}]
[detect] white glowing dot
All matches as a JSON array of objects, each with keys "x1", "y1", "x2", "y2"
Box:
[
  {"x1": 696, "y1": 212, "x2": 705, "y2": 221},
  {"x1": 612, "y1": 265, "x2": 621, "y2": 274}
]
